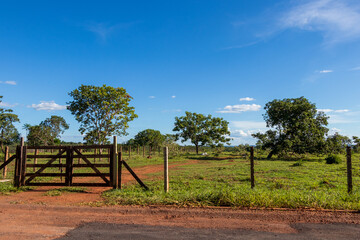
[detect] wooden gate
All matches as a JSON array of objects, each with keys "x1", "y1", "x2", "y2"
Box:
[
  {"x1": 14, "y1": 144, "x2": 116, "y2": 188},
  {"x1": 2, "y1": 137, "x2": 149, "y2": 190}
]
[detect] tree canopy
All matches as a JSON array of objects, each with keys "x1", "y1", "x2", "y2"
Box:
[
  {"x1": 0, "y1": 96, "x2": 20, "y2": 152},
  {"x1": 25, "y1": 115, "x2": 69, "y2": 146},
  {"x1": 325, "y1": 133, "x2": 351, "y2": 154},
  {"x1": 134, "y1": 129, "x2": 164, "y2": 148},
  {"x1": 67, "y1": 84, "x2": 138, "y2": 144},
  {"x1": 252, "y1": 97, "x2": 329, "y2": 158},
  {"x1": 173, "y1": 111, "x2": 231, "y2": 154}
]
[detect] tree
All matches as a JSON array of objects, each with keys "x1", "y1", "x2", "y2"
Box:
[
  {"x1": 353, "y1": 136, "x2": 360, "y2": 153},
  {"x1": 325, "y1": 133, "x2": 351, "y2": 154},
  {"x1": 173, "y1": 111, "x2": 231, "y2": 154},
  {"x1": 252, "y1": 97, "x2": 329, "y2": 159},
  {"x1": 25, "y1": 124, "x2": 52, "y2": 146},
  {"x1": 67, "y1": 85, "x2": 138, "y2": 144},
  {"x1": 40, "y1": 115, "x2": 69, "y2": 141},
  {"x1": 134, "y1": 129, "x2": 165, "y2": 151},
  {"x1": 0, "y1": 96, "x2": 20, "y2": 152},
  {"x1": 24, "y1": 115, "x2": 69, "y2": 146}
]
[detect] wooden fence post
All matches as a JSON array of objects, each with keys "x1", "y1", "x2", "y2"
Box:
[
  {"x1": 3, "y1": 146, "x2": 9, "y2": 178},
  {"x1": 118, "y1": 152, "x2": 122, "y2": 189},
  {"x1": 250, "y1": 146, "x2": 255, "y2": 189},
  {"x1": 20, "y1": 146, "x2": 27, "y2": 186},
  {"x1": 14, "y1": 137, "x2": 24, "y2": 187},
  {"x1": 164, "y1": 147, "x2": 169, "y2": 192},
  {"x1": 143, "y1": 145, "x2": 145, "y2": 158},
  {"x1": 113, "y1": 136, "x2": 118, "y2": 189},
  {"x1": 347, "y1": 146, "x2": 352, "y2": 193}
]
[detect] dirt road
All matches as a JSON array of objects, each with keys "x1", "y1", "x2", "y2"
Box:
[{"x1": 0, "y1": 161, "x2": 359, "y2": 239}]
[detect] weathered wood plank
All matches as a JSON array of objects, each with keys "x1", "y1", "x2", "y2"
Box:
[
  {"x1": 26, "y1": 173, "x2": 67, "y2": 177},
  {"x1": 72, "y1": 173, "x2": 110, "y2": 177},
  {"x1": 25, "y1": 148, "x2": 67, "y2": 184},
  {"x1": 73, "y1": 148, "x2": 110, "y2": 185},
  {"x1": 73, "y1": 164, "x2": 110, "y2": 168},
  {"x1": 26, "y1": 182, "x2": 67, "y2": 186},
  {"x1": 0, "y1": 155, "x2": 16, "y2": 171},
  {"x1": 122, "y1": 160, "x2": 148, "y2": 190}
]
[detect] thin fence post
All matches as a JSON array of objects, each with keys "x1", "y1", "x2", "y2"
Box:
[
  {"x1": 118, "y1": 152, "x2": 122, "y2": 189},
  {"x1": 3, "y1": 146, "x2": 9, "y2": 178},
  {"x1": 347, "y1": 146, "x2": 353, "y2": 193},
  {"x1": 143, "y1": 145, "x2": 145, "y2": 158},
  {"x1": 164, "y1": 147, "x2": 169, "y2": 192},
  {"x1": 129, "y1": 145, "x2": 131, "y2": 160},
  {"x1": 250, "y1": 146, "x2": 255, "y2": 189},
  {"x1": 34, "y1": 149, "x2": 38, "y2": 172},
  {"x1": 113, "y1": 136, "x2": 118, "y2": 189}
]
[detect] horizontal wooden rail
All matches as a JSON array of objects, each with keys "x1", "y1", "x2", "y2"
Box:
[
  {"x1": 27, "y1": 164, "x2": 66, "y2": 168},
  {"x1": 27, "y1": 155, "x2": 67, "y2": 159},
  {"x1": 72, "y1": 173, "x2": 110, "y2": 177},
  {"x1": 26, "y1": 173, "x2": 66, "y2": 177},
  {"x1": 73, "y1": 154, "x2": 111, "y2": 158},
  {"x1": 26, "y1": 182, "x2": 67, "y2": 186},
  {"x1": 26, "y1": 145, "x2": 113, "y2": 150},
  {"x1": 27, "y1": 146, "x2": 67, "y2": 150},
  {"x1": 73, "y1": 164, "x2": 110, "y2": 168}
]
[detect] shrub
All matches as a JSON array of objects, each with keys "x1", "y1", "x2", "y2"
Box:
[{"x1": 325, "y1": 155, "x2": 341, "y2": 164}]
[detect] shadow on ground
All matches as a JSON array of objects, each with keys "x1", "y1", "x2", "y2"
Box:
[{"x1": 57, "y1": 222, "x2": 360, "y2": 240}]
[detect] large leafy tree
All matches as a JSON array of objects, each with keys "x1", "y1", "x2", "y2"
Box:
[
  {"x1": 0, "y1": 96, "x2": 20, "y2": 153},
  {"x1": 134, "y1": 129, "x2": 165, "y2": 149},
  {"x1": 173, "y1": 111, "x2": 231, "y2": 154},
  {"x1": 67, "y1": 85, "x2": 138, "y2": 144},
  {"x1": 25, "y1": 115, "x2": 69, "y2": 146},
  {"x1": 252, "y1": 97, "x2": 329, "y2": 159}
]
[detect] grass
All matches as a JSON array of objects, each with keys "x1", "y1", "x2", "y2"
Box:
[
  {"x1": 0, "y1": 181, "x2": 31, "y2": 195},
  {"x1": 1, "y1": 149, "x2": 360, "y2": 210},
  {"x1": 102, "y1": 152, "x2": 360, "y2": 210}
]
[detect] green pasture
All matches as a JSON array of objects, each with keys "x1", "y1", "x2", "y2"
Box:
[{"x1": 1, "y1": 149, "x2": 360, "y2": 210}]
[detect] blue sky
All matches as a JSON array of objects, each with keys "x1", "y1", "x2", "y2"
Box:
[{"x1": 0, "y1": 0, "x2": 359, "y2": 145}]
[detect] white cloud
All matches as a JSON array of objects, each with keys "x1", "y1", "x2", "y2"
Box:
[
  {"x1": 231, "y1": 129, "x2": 252, "y2": 137},
  {"x1": 0, "y1": 81, "x2": 16, "y2": 85},
  {"x1": 318, "y1": 108, "x2": 350, "y2": 113},
  {"x1": 318, "y1": 70, "x2": 333, "y2": 73},
  {"x1": 171, "y1": 95, "x2": 176, "y2": 99},
  {"x1": 231, "y1": 121, "x2": 266, "y2": 129},
  {"x1": 239, "y1": 97, "x2": 255, "y2": 101},
  {"x1": 28, "y1": 101, "x2": 67, "y2": 111},
  {"x1": 217, "y1": 104, "x2": 261, "y2": 113},
  {"x1": 0, "y1": 102, "x2": 17, "y2": 107},
  {"x1": 280, "y1": 0, "x2": 360, "y2": 44},
  {"x1": 149, "y1": 96, "x2": 156, "y2": 99}
]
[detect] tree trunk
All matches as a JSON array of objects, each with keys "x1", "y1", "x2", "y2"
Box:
[{"x1": 195, "y1": 145, "x2": 199, "y2": 155}]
